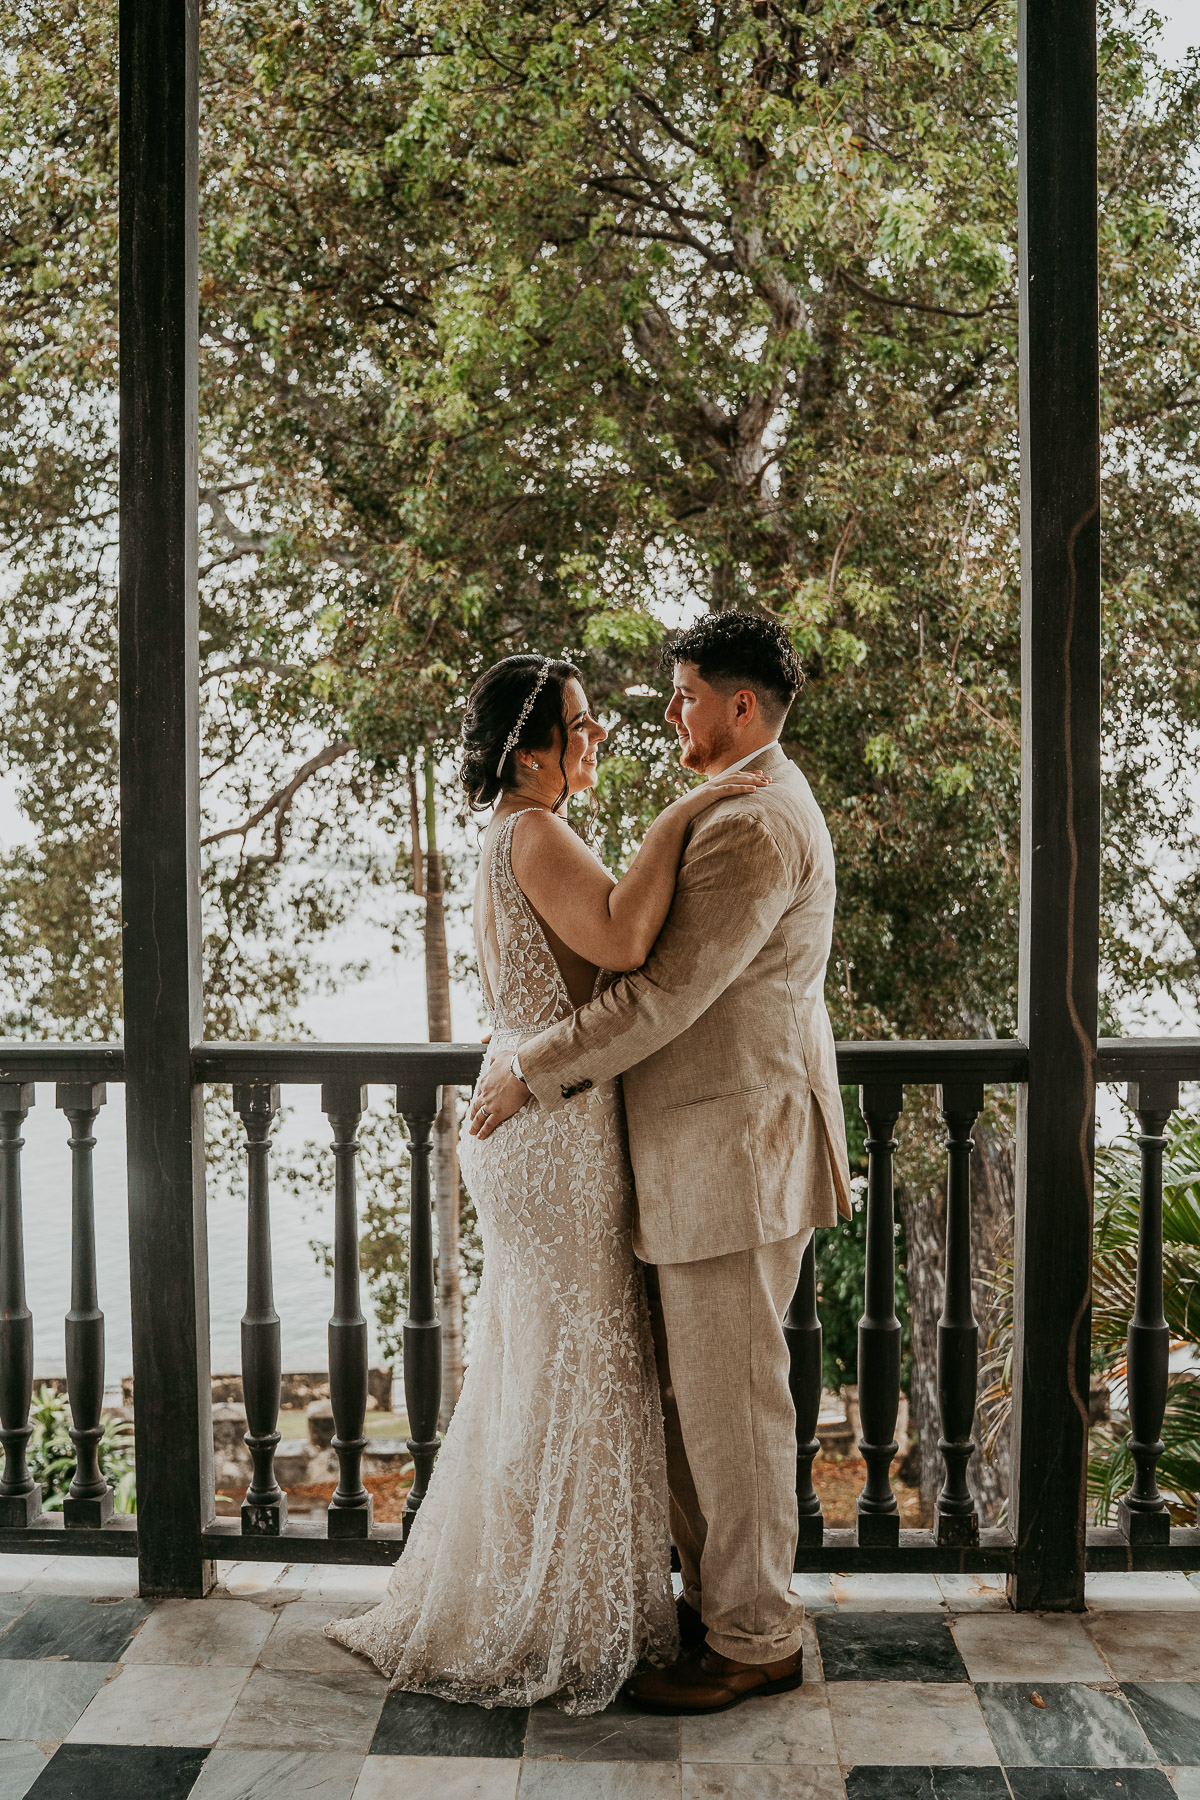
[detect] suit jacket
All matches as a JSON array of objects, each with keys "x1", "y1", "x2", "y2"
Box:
[{"x1": 519, "y1": 741, "x2": 852, "y2": 1265}]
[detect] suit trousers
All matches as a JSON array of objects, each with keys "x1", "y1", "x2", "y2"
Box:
[{"x1": 646, "y1": 1226, "x2": 813, "y2": 1664}]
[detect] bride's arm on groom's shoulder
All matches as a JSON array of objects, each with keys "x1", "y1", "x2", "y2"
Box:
[
  {"x1": 509, "y1": 772, "x2": 769, "y2": 973},
  {"x1": 470, "y1": 807, "x2": 794, "y2": 1137},
  {"x1": 518, "y1": 807, "x2": 794, "y2": 1102}
]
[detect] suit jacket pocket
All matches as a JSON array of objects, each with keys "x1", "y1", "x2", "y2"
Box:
[
  {"x1": 642, "y1": 1085, "x2": 770, "y2": 1254},
  {"x1": 663, "y1": 1082, "x2": 768, "y2": 1113}
]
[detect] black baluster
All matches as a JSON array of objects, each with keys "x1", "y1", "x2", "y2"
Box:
[
  {"x1": 322, "y1": 1082, "x2": 372, "y2": 1537},
  {"x1": 234, "y1": 1083, "x2": 286, "y2": 1534},
  {"x1": 785, "y1": 1233, "x2": 824, "y2": 1548},
  {"x1": 397, "y1": 1087, "x2": 441, "y2": 1543},
  {"x1": 57, "y1": 1083, "x2": 113, "y2": 1527},
  {"x1": 856, "y1": 1082, "x2": 903, "y2": 1547},
  {"x1": 1117, "y1": 1077, "x2": 1179, "y2": 1546},
  {"x1": 0, "y1": 1083, "x2": 40, "y2": 1526},
  {"x1": 935, "y1": 1082, "x2": 984, "y2": 1547}
]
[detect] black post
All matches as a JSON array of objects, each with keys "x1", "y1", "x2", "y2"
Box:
[
  {"x1": 322, "y1": 1082, "x2": 372, "y2": 1536},
  {"x1": 1010, "y1": 0, "x2": 1101, "y2": 1612},
  {"x1": 0, "y1": 1084, "x2": 40, "y2": 1526},
  {"x1": 935, "y1": 1082, "x2": 984, "y2": 1548},
  {"x1": 397, "y1": 1089, "x2": 441, "y2": 1542},
  {"x1": 234, "y1": 1083, "x2": 286, "y2": 1534},
  {"x1": 120, "y1": 0, "x2": 213, "y2": 1596},
  {"x1": 58, "y1": 1083, "x2": 113, "y2": 1527},
  {"x1": 785, "y1": 1233, "x2": 824, "y2": 1549},
  {"x1": 1116, "y1": 1078, "x2": 1178, "y2": 1545},
  {"x1": 856, "y1": 1083, "x2": 903, "y2": 1547}
]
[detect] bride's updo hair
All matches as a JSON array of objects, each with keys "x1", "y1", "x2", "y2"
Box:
[{"x1": 460, "y1": 654, "x2": 582, "y2": 811}]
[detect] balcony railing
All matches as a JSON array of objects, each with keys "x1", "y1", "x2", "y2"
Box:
[{"x1": 2, "y1": 1035, "x2": 1197, "y2": 1590}]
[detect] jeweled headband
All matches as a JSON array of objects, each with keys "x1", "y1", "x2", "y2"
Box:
[{"x1": 495, "y1": 658, "x2": 553, "y2": 777}]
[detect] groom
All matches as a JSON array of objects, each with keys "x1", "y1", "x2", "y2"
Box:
[{"x1": 470, "y1": 609, "x2": 851, "y2": 1713}]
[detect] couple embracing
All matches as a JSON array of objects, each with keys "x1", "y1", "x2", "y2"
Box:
[{"x1": 328, "y1": 610, "x2": 852, "y2": 1717}]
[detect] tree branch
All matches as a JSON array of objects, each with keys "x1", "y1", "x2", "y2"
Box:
[
  {"x1": 200, "y1": 657, "x2": 306, "y2": 686},
  {"x1": 202, "y1": 740, "x2": 354, "y2": 863},
  {"x1": 836, "y1": 267, "x2": 1015, "y2": 320}
]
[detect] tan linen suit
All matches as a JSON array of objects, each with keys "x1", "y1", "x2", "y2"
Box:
[{"x1": 519, "y1": 741, "x2": 851, "y2": 1663}]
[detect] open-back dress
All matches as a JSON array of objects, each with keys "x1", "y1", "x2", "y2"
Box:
[{"x1": 325, "y1": 809, "x2": 677, "y2": 1713}]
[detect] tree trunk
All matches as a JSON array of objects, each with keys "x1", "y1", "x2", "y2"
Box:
[
  {"x1": 421, "y1": 759, "x2": 464, "y2": 1427},
  {"x1": 895, "y1": 1177, "x2": 943, "y2": 1521},
  {"x1": 896, "y1": 1113, "x2": 1015, "y2": 1526},
  {"x1": 969, "y1": 1116, "x2": 1015, "y2": 1524}
]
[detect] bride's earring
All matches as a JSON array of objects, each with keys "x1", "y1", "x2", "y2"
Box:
[{"x1": 531, "y1": 760, "x2": 540, "y2": 770}]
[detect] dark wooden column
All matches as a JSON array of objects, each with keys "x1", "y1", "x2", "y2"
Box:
[
  {"x1": 119, "y1": 0, "x2": 213, "y2": 1595},
  {"x1": 1010, "y1": 0, "x2": 1102, "y2": 1611}
]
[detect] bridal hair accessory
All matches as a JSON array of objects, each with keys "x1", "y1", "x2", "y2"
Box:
[{"x1": 495, "y1": 659, "x2": 553, "y2": 776}]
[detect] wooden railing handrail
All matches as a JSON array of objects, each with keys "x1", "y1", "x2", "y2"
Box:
[{"x1": 3, "y1": 1036, "x2": 1200, "y2": 1087}]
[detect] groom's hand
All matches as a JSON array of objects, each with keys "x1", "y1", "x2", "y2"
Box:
[{"x1": 468, "y1": 1058, "x2": 531, "y2": 1139}]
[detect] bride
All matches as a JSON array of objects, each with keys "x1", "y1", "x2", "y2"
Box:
[{"x1": 326, "y1": 652, "x2": 767, "y2": 1714}]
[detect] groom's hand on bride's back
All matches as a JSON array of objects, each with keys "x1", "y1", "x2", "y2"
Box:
[{"x1": 469, "y1": 1056, "x2": 530, "y2": 1139}]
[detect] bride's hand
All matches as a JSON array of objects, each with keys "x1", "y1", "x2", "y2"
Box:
[{"x1": 671, "y1": 770, "x2": 771, "y2": 821}]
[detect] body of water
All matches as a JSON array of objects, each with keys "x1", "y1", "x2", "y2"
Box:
[{"x1": 22, "y1": 937, "x2": 484, "y2": 1383}]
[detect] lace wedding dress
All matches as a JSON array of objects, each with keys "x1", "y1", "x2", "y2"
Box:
[{"x1": 326, "y1": 809, "x2": 677, "y2": 1713}]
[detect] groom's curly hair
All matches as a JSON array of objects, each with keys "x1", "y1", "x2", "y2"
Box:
[{"x1": 661, "y1": 610, "x2": 804, "y2": 725}]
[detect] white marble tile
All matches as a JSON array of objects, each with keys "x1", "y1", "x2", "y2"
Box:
[
  {"x1": 299, "y1": 1565, "x2": 392, "y2": 1603},
  {"x1": 1173, "y1": 1769, "x2": 1200, "y2": 1798},
  {"x1": 258, "y1": 1601, "x2": 376, "y2": 1674},
  {"x1": 936, "y1": 1574, "x2": 1010, "y2": 1612},
  {"x1": 681, "y1": 1687, "x2": 836, "y2": 1765},
  {"x1": 0, "y1": 1558, "x2": 52, "y2": 1595},
  {"x1": 271, "y1": 1564, "x2": 317, "y2": 1594},
  {"x1": 789, "y1": 1576, "x2": 836, "y2": 1612},
  {"x1": 217, "y1": 1667, "x2": 386, "y2": 1754},
  {"x1": 951, "y1": 1611, "x2": 1110, "y2": 1682},
  {"x1": 1085, "y1": 1609, "x2": 1200, "y2": 1681},
  {"x1": 682, "y1": 1767, "x2": 845, "y2": 1800},
  {"x1": 191, "y1": 1748, "x2": 365, "y2": 1798},
  {"x1": 827, "y1": 1680, "x2": 999, "y2": 1766},
  {"x1": 0, "y1": 1739, "x2": 49, "y2": 1800},
  {"x1": 32, "y1": 1554, "x2": 140, "y2": 1597},
  {"x1": 215, "y1": 1561, "x2": 291, "y2": 1598},
  {"x1": 516, "y1": 1763, "x2": 681, "y2": 1799},
  {"x1": 827, "y1": 1573, "x2": 945, "y2": 1612},
  {"x1": 1085, "y1": 1572, "x2": 1200, "y2": 1610},
  {"x1": 354, "y1": 1757, "x2": 519, "y2": 1799},
  {"x1": 65, "y1": 1662, "x2": 251, "y2": 1745},
  {"x1": 122, "y1": 1597, "x2": 277, "y2": 1666},
  {"x1": 0, "y1": 1660, "x2": 109, "y2": 1740}
]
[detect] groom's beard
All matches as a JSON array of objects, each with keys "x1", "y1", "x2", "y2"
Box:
[{"x1": 678, "y1": 719, "x2": 736, "y2": 774}]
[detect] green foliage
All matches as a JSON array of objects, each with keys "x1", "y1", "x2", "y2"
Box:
[
  {"x1": 5, "y1": 0, "x2": 1200, "y2": 1376},
  {"x1": 1088, "y1": 1110, "x2": 1200, "y2": 1524},
  {"x1": 26, "y1": 1386, "x2": 136, "y2": 1514},
  {"x1": 4, "y1": 0, "x2": 1199, "y2": 1059}
]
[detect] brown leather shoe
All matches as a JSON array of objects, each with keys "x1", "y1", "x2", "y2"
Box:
[
  {"x1": 625, "y1": 1644, "x2": 803, "y2": 1714},
  {"x1": 676, "y1": 1595, "x2": 706, "y2": 1651}
]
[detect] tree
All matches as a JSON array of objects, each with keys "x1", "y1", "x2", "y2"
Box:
[
  {"x1": 413, "y1": 756, "x2": 466, "y2": 1423},
  {"x1": 4, "y1": 0, "x2": 1200, "y2": 1508}
]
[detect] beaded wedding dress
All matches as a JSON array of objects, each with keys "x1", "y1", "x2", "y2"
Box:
[{"x1": 326, "y1": 810, "x2": 677, "y2": 1713}]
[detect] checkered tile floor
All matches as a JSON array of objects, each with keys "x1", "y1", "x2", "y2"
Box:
[{"x1": 1, "y1": 1556, "x2": 1199, "y2": 1798}]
